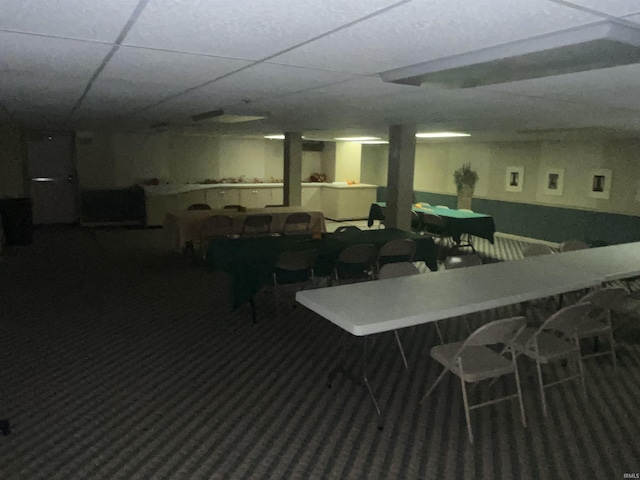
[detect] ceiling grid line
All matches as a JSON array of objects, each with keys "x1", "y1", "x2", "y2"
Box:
[
  {"x1": 65, "y1": 0, "x2": 151, "y2": 123},
  {"x1": 126, "y1": 0, "x2": 414, "y2": 118},
  {"x1": 548, "y1": 0, "x2": 640, "y2": 24}
]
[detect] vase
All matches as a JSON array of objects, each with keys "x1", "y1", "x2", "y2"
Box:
[{"x1": 457, "y1": 185, "x2": 474, "y2": 210}]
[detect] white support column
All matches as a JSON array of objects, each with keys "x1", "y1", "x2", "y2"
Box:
[
  {"x1": 283, "y1": 132, "x2": 302, "y2": 206},
  {"x1": 385, "y1": 124, "x2": 416, "y2": 231}
]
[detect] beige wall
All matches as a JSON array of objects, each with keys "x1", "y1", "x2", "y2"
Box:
[
  {"x1": 334, "y1": 141, "x2": 362, "y2": 183},
  {"x1": 370, "y1": 138, "x2": 640, "y2": 216},
  {"x1": 74, "y1": 131, "x2": 326, "y2": 188},
  {"x1": 0, "y1": 128, "x2": 25, "y2": 197},
  {"x1": 361, "y1": 145, "x2": 387, "y2": 186}
]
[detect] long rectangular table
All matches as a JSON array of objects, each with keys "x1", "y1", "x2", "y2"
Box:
[
  {"x1": 368, "y1": 202, "x2": 496, "y2": 244},
  {"x1": 164, "y1": 207, "x2": 326, "y2": 251},
  {"x1": 296, "y1": 242, "x2": 640, "y2": 426},
  {"x1": 206, "y1": 228, "x2": 438, "y2": 310}
]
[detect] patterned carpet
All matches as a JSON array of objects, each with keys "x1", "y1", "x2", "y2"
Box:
[{"x1": 0, "y1": 226, "x2": 639, "y2": 479}]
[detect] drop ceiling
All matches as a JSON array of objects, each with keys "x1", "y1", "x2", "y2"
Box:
[{"x1": 1, "y1": 0, "x2": 640, "y2": 141}]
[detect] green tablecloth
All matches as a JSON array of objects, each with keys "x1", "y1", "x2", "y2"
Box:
[
  {"x1": 206, "y1": 228, "x2": 437, "y2": 308},
  {"x1": 369, "y1": 202, "x2": 496, "y2": 243}
]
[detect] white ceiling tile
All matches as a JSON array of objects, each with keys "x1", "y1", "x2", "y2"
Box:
[
  {"x1": 124, "y1": 0, "x2": 405, "y2": 59},
  {"x1": 0, "y1": 0, "x2": 141, "y2": 42},
  {"x1": 144, "y1": 64, "x2": 361, "y2": 119},
  {"x1": 626, "y1": 13, "x2": 640, "y2": 25},
  {"x1": 99, "y1": 47, "x2": 252, "y2": 87},
  {"x1": 551, "y1": 0, "x2": 640, "y2": 17},
  {"x1": 0, "y1": 32, "x2": 112, "y2": 78},
  {"x1": 486, "y1": 64, "x2": 640, "y2": 111},
  {"x1": 199, "y1": 64, "x2": 362, "y2": 102},
  {"x1": 271, "y1": 0, "x2": 604, "y2": 74}
]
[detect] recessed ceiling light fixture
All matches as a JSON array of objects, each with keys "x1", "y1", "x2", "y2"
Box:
[
  {"x1": 264, "y1": 134, "x2": 285, "y2": 139},
  {"x1": 334, "y1": 136, "x2": 381, "y2": 141},
  {"x1": 415, "y1": 132, "x2": 471, "y2": 138},
  {"x1": 359, "y1": 140, "x2": 389, "y2": 144}
]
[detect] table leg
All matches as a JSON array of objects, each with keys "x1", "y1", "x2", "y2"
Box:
[
  {"x1": 0, "y1": 419, "x2": 10, "y2": 436},
  {"x1": 362, "y1": 336, "x2": 384, "y2": 430},
  {"x1": 326, "y1": 333, "x2": 384, "y2": 430},
  {"x1": 249, "y1": 297, "x2": 257, "y2": 324}
]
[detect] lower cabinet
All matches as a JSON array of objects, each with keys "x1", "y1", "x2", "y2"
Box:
[
  {"x1": 239, "y1": 188, "x2": 273, "y2": 208},
  {"x1": 206, "y1": 188, "x2": 241, "y2": 209},
  {"x1": 144, "y1": 183, "x2": 377, "y2": 226}
]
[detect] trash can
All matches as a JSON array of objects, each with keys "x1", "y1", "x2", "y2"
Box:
[{"x1": 0, "y1": 197, "x2": 34, "y2": 245}]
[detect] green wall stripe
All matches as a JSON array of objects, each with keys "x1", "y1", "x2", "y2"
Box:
[{"x1": 377, "y1": 187, "x2": 640, "y2": 245}]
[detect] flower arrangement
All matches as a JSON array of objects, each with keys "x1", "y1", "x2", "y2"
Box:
[{"x1": 453, "y1": 163, "x2": 479, "y2": 192}]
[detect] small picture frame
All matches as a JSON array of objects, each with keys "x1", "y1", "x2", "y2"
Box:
[
  {"x1": 588, "y1": 168, "x2": 612, "y2": 199},
  {"x1": 543, "y1": 168, "x2": 564, "y2": 196},
  {"x1": 505, "y1": 166, "x2": 524, "y2": 192}
]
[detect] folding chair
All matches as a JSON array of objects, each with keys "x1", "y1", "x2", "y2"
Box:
[
  {"x1": 376, "y1": 238, "x2": 416, "y2": 275},
  {"x1": 334, "y1": 244, "x2": 376, "y2": 285},
  {"x1": 282, "y1": 212, "x2": 312, "y2": 235},
  {"x1": 241, "y1": 214, "x2": 272, "y2": 237},
  {"x1": 511, "y1": 303, "x2": 592, "y2": 417},
  {"x1": 422, "y1": 316, "x2": 528, "y2": 443}
]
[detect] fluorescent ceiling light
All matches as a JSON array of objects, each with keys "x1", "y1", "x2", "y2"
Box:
[
  {"x1": 334, "y1": 136, "x2": 381, "y2": 141},
  {"x1": 359, "y1": 140, "x2": 389, "y2": 144},
  {"x1": 380, "y1": 22, "x2": 640, "y2": 88},
  {"x1": 415, "y1": 132, "x2": 471, "y2": 138},
  {"x1": 263, "y1": 134, "x2": 308, "y2": 140}
]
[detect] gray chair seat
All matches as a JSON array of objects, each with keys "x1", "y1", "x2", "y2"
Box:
[
  {"x1": 512, "y1": 328, "x2": 580, "y2": 363},
  {"x1": 431, "y1": 343, "x2": 515, "y2": 383}
]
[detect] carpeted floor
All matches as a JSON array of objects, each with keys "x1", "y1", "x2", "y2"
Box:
[{"x1": 0, "y1": 225, "x2": 639, "y2": 479}]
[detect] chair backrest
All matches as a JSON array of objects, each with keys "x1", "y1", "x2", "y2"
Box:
[
  {"x1": 523, "y1": 243, "x2": 554, "y2": 257},
  {"x1": 578, "y1": 287, "x2": 626, "y2": 309},
  {"x1": 273, "y1": 250, "x2": 317, "y2": 285},
  {"x1": 283, "y1": 212, "x2": 311, "y2": 234},
  {"x1": 187, "y1": 203, "x2": 212, "y2": 211},
  {"x1": 241, "y1": 214, "x2": 272, "y2": 235},
  {"x1": 224, "y1": 204, "x2": 245, "y2": 211},
  {"x1": 559, "y1": 240, "x2": 589, "y2": 252},
  {"x1": 444, "y1": 254, "x2": 482, "y2": 269},
  {"x1": 377, "y1": 262, "x2": 420, "y2": 279},
  {"x1": 541, "y1": 302, "x2": 593, "y2": 334},
  {"x1": 338, "y1": 243, "x2": 376, "y2": 264},
  {"x1": 275, "y1": 249, "x2": 317, "y2": 272},
  {"x1": 377, "y1": 238, "x2": 417, "y2": 265},
  {"x1": 200, "y1": 215, "x2": 234, "y2": 237},
  {"x1": 334, "y1": 225, "x2": 361, "y2": 234},
  {"x1": 369, "y1": 203, "x2": 385, "y2": 221},
  {"x1": 463, "y1": 316, "x2": 527, "y2": 348}
]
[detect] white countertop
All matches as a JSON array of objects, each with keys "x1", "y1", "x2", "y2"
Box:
[{"x1": 142, "y1": 182, "x2": 377, "y2": 196}]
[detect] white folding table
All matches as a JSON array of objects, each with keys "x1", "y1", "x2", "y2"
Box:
[{"x1": 296, "y1": 244, "x2": 640, "y2": 427}]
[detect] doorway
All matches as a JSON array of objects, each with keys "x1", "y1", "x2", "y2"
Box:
[{"x1": 26, "y1": 133, "x2": 78, "y2": 225}]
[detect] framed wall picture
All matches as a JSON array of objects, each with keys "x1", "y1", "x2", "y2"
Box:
[
  {"x1": 587, "y1": 168, "x2": 612, "y2": 199},
  {"x1": 543, "y1": 168, "x2": 564, "y2": 196},
  {"x1": 505, "y1": 166, "x2": 524, "y2": 192}
]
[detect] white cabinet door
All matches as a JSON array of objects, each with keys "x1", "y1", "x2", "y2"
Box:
[
  {"x1": 240, "y1": 188, "x2": 273, "y2": 208},
  {"x1": 206, "y1": 188, "x2": 241, "y2": 209}
]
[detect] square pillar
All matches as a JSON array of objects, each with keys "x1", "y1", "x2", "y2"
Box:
[
  {"x1": 386, "y1": 124, "x2": 416, "y2": 231},
  {"x1": 283, "y1": 132, "x2": 302, "y2": 206}
]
